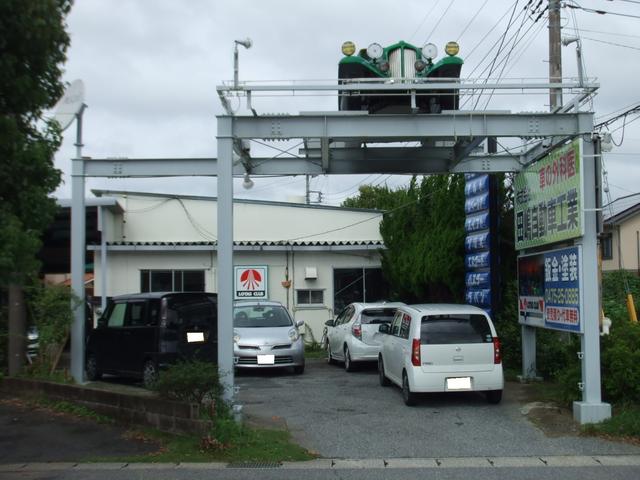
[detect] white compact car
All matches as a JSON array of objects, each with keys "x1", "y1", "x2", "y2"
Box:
[
  {"x1": 325, "y1": 302, "x2": 404, "y2": 371},
  {"x1": 377, "y1": 304, "x2": 504, "y2": 405}
]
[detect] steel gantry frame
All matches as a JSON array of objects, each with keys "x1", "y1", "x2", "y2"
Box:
[{"x1": 69, "y1": 78, "x2": 610, "y2": 424}]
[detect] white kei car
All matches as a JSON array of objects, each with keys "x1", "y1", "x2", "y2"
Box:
[
  {"x1": 377, "y1": 304, "x2": 504, "y2": 405},
  {"x1": 325, "y1": 302, "x2": 404, "y2": 371}
]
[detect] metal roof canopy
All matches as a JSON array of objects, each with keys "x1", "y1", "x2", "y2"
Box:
[{"x1": 70, "y1": 78, "x2": 610, "y2": 425}]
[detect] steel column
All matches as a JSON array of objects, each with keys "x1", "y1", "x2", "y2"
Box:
[
  {"x1": 70, "y1": 157, "x2": 86, "y2": 383},
  {"x1": 217, "y1": 117, "x2": 235, "y2": 404},
  {"x1": 573, "y1": 138, "x2": 611, "y2": 423}
]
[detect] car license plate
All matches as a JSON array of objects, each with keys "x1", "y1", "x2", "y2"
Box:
[
  {"x1": 257, "y1": 354, "x2": 275, "y2": 365},
  {"x1": 186, "y1": 332, "x2": 205, "y2": 343},
  {"x1": 446, "y1": 377, "x2": 471, "y2": 390}
]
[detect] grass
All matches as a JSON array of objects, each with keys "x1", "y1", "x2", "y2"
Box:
[
  {"x1": 304, "y1": 343, "x2": 326, "y2": 359},
  {"x1": 583, "y1": 405, "x2": 640, "y2": 443},
  {"x1": 23, "y1": 394, "x2": 315, "y2": 463},
  {"x1": 92, "y1": 424, "x2": 316, "y2": 463}
]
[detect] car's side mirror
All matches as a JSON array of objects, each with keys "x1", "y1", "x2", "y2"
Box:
[
  {"x1": 325, "y1": 319, "x2": 334, "y2": 327},
  {"x1": 378, "y1": 323, "x2": 390, "y2": 334},
  {"x1": 296, "y1": 319, "x2": 304, "y2": 328},
  {"x1": 97, "y1": 317, "x2": 107, "y2": 328}
]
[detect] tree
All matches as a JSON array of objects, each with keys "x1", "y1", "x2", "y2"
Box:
[
  {"x1": 343, "y1": 174, "x2": 515, "y2": 304},
  {"x1": 1, "y1": 0, "x2": 73, "y2": 373}
]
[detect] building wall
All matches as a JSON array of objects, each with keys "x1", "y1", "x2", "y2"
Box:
[
  {"x1": 94, "y1": 248, "x2": 382, "y2": 341},
  {"x1": 602, "y1": 214, "x2": 640, "y2": 273},
  {"x1": 109, "y1": 194, "x2": 381, "y2": 243}
]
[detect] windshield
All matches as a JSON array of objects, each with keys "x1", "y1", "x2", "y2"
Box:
[{"x1": 234, "y1": 305, "x2": 293, "y2": 328}]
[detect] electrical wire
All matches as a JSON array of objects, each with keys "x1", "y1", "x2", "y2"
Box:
[
  {"x1": 424, "y1": 0, "x2": 456, "y2": 43},
  {"x1": 564, "y1": 26, "x2": 640, "y2": 39},
  {"x1": 408, "y1": 0, "x2": 442, "y2": 43},
  {"x1": 581, "y1": 36, "x2": 640, "y2": 51},
  {"x1": 456, "y1": 0, "x2": 490, "y2": 41},
  {"x1": 565, "y1": 3, "x2": 640, "y2": 19}
]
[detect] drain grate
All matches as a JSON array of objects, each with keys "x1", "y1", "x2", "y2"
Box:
[{"x1": 226, "y1": 461, "x2": 282, "y2": 469}]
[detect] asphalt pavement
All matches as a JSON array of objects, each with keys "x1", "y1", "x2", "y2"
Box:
[{"x1": 236, "y1": 358, "x2": 640, "y2": 459}]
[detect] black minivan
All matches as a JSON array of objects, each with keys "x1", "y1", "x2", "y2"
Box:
[{"x1": 85, "y1": 292, "x2": 218, "y2": 387}]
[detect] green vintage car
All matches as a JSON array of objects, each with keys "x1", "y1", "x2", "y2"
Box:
[{"x1": 338, "y1": 40, "x2": 463, "y2": 114}]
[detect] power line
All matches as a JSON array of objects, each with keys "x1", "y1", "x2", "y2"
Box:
[
  {"x1": 565, "y1": 3, "x2": 640, "y2": 19},
  {"x1": 408, "y1": 0, "x2": 443, "y2": 43},
  {"x1": 456, "y1": 0, "x2": 489, "y2": 41},
  {"x1": 564, "y1": 26, "x2": 640, "y2": 39},
  {"x1": 581, "y1": 36, "x2": 640, "y2": 51},
  {"x1": 464, "y1": 0, "x2": 521, "y2": 61},
  {"x1": 424, "y1": 0, "x2": 456, "y2": 43}
]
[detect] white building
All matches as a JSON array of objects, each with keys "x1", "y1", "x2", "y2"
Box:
[{"x1": 88, "y1": 190, "x2": 388, "y2": 341}]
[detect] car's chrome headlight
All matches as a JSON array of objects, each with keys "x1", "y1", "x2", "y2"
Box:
[
  {"x1": 233, "y1": 329, "x2": 240, "y2": 343},
  {"x1": 367, "y1": 43, "x2": 383, "y2": 60},
  {"x1": 288, "y1": 328, "x2": 300, "y2": 342}
]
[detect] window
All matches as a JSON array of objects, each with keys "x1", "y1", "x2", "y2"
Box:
[
  {"x1": 420, "y1": 314, "x2": 492, "y2": 345},
  {"x1": 140, "y1": 270, "x2": 205, "y2": 293},
  {"x1": 107, "y1": 303, "x2": 126, "y2": 328},
  {"x1": 398, "y1": 313, "x2": 412, "y2": 339},
  {"x1": 601, "y1": 233, "x2": 613, "y2": 260},
  {"x1": 390, "y1": 311, "x2": 403, "y2": 336},
  {"x1": 127, "y1": 302, "x2": 147, "y2": 327},
  {"x1": 333, "y1": 268, "x2": 390, "y2": 313},
  {"x1": 296, "y1": 289, "x2": 324, "y2": 306}
]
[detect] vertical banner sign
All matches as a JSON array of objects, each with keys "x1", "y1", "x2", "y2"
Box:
[
  {"x1": 514, "y1": 139, "x2": 584, "y2": 250},
  {"x1": 234, "y1": 266, "x2": 268, "y2": 299},
  {"x1": 464, "y1": 174, "x2": 498, "y2": 314},
  {"x1": 518, "y1": 246, "x2": 582, "y2": 333}
]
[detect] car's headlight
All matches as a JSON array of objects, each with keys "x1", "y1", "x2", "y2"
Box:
[
  {"x1": 288, "y1": 328, "x2": 300, "y2": 342},
  {"x1": 422, "y1": 42, "x2": 438, "y2": 60},
  {"x1": 445, "y1": 41, "x2": 459, "y2": 56},
  {"x1": 367, "y1": 43, "x2": 383, "y2": 60},
  {"x1": 378, "y1": 61, "x2": 390, "y2": 73},
  {"x1": 233, "y1": 329, "x2": 240, "y2": 343},
  {"x1": 342, "y1": 41, "x2": 356, "y2": 56}
]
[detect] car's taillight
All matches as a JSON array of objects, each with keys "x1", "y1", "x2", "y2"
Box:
[
  {"x1": 411, "y1": 338, "x2": 421, "y2": 366},
  {"x1": 351, "y1": 322, "x2": 362, "y2": 340},
  {"x1": 493, "y1": 337, "x2": 502, "y2": 364}
]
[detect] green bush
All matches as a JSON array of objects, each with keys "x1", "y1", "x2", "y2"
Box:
[
  {"x1": 492, "y1": 280, "x2": 522, "y2": 371},
  {"x1": 25, "y1": 284, "x2": 79, "y2": 377},
  {"x1": 152, "y1": 360, "x2": 225, "y2": 410},
  {"x1": 601, "y1": 319, "x2": 640, "y2": 404}
]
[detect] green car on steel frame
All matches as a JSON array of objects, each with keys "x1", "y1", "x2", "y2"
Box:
[{"x1": 338, "y1": 40, "x2": 463, "y2": 114}]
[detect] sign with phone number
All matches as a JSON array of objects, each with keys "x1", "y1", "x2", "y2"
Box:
[{"x1": 517, "y1": 246, "x2": 582, "y2": 333}]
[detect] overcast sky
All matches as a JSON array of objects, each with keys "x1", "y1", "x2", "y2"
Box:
[{"x1": 51, "y1": 0, "x2": 640, "y2": 213}]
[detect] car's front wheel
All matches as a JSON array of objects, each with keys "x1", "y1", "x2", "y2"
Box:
[
  {"x1": 85, "y1": 354, "x2": 101, "y2": 381},
  {"x1": 402, "y1": 372, "x2": 417, "y2": 406},
  {"x1": 142, "y1": 360, "x2": 158, "y2": 389},
  {"x1": 327, "y1": 342, "x2": 336, "y2": 365},
  {"x1": 293, "y1": 364, "x2": 305, "y2": 375},
  {"x1": 344, "y1": 345, "x2": 355, "y2": 372},
  {"x1": 378, "y1": 356, "x2": 390, "y2": 386}
]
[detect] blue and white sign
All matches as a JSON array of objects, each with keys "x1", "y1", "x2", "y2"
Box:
[
  {"x1": 466, "y1": 272, "x2": 491, "y2": 288},
  {"x1": 464, "y1": 173, "x2": 497, "y2": 314},
  {"x1": 465, "y1": 212, "x2": 490, "y2": 232},
  {"x1": 518, "y1": 246, "x2": 582, "y2": 333}
]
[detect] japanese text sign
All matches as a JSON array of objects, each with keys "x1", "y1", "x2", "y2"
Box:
[
  {"x1": 518, "y1": 246, "x2": 582, "y2": 333},
  {"x1": 514, "y1": 139, "x2": 583, "y2": 250}
]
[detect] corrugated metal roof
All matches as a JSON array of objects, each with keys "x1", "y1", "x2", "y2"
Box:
[{"x1": 106, "y1": 240, "x2": 384, "y2": 247}]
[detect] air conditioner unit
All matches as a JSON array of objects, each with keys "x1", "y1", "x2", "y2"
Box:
[{"x1": 305, "y1": 267, "x2": 318, "y2": 279}]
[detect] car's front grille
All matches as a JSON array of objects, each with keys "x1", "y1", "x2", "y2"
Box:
[
  {"x1": 389, "y1": 48, "x2": 417, "y2": 79},
  {"x1": 237, "y1": 355, "x2": 294, "y2": 365},
  {"x1": 272, "y1": 344, "x2": 291, "y2": 350},
  {"x1": 238, "y1": 345, "x2": 260, "y2": 350}
]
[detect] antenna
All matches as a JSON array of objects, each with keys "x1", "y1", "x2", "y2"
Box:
[{"x1": 52, "y1": 79, "x2": 85, "y2": 131}]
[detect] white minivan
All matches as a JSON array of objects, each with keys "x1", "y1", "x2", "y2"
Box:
[{"x1": 377, "y1": 304, "x2": 504, "y2": 405}]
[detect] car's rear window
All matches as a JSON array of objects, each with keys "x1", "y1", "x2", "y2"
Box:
[
  {"x1": 360, "y1": 308, "x2": 397, "y2": 325},
  {"x1": 167, "y1": 295, "x2": 217, "y2": 328},
  {"x1": 420, "y1": 314, "x2": 492, "y2": 344},
  {"x1": 234, "y1": 305, "x2": 292, "y2": 328}
]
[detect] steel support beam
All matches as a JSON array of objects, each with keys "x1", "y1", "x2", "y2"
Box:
[{"x1": 226, "y1": 112, "x2": 594, "y2": 140}]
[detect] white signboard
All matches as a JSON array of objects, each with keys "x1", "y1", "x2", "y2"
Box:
[{"x1": 234, "y1": 266, "x2": 268, "y2": 299}]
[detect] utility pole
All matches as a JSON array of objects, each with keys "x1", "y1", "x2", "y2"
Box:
[
  {"x1": 548, "y1": 0, "x2": 562, "y2": 110},
  {"x1": 305, "y1": 174, "x2": 310, "y2": 205}
]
